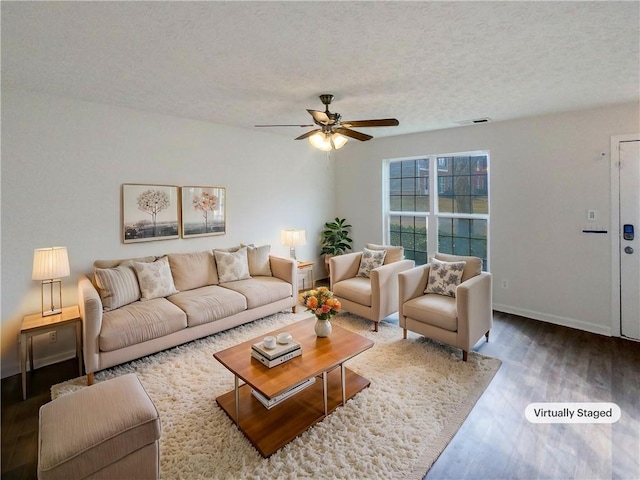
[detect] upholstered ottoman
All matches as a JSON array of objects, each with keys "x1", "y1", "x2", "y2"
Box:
[{"x1": 38, "y1": 373, "x2": 161, "y2": 480}]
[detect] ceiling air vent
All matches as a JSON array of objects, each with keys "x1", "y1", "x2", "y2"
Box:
[{"x1": 455, "y1": 117, "x2": 492, "y2": 126}]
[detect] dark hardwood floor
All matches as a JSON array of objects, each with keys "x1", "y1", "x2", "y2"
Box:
[{"x1": 1, "y1": 312, "x2": 638, "y2": 479}]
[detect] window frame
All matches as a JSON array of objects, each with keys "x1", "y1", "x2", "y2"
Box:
[{"x1": 383, "y1": 151, "x2": 490, "y2": 270}]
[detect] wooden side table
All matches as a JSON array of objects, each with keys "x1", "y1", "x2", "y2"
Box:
[
  {"x1": 20, "y1": 305, "x2": 83, "y2": 400},
  {"x1": 297, "y1": 261, "x2": 315, "y2": 292}
]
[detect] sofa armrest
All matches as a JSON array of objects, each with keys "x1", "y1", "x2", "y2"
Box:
[
  {"x1": 370, "y1": 259, "x2": 415, "y2": 321},
  {"x1": 269, "y1": 255, "x2": 296, "y2": 287},
  {"x1": 456, "y1": 272, "x2": 493, "y2": 350},
  {"x1": 78, "y1": 274, "x2": 103, "y2": 375},
  {"x1": 398, "y1": 264, "x2": 430, "y2": 308},
  {"x1": 329, "y1": 252, "x2": 362, "y2": 288}
]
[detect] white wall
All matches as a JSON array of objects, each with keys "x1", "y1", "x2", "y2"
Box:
[
  {"x1": 1, "y1": 90, "x2": 335, "y2": 378},
  {"x1": 336, "y1": 102, "x2": 640, "y2": 336}
]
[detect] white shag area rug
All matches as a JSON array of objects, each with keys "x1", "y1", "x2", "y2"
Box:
[{"x1": 52, "y1": 311, "x2": 501, "y2": 479}]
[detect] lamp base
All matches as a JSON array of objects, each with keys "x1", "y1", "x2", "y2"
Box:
[
  {"x1": 289, "y1": 247, "x2": 297, "y2": 260},
  {"x1": 41, "y1": 279, "x2": 63, "y2": 318}
]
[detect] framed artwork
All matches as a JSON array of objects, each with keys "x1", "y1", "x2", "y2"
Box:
[
  {"x1": 181, "y1": 186, "x2": 226, "y2": 238},
  {"x1": 122, "y1": 184, "x2": 180, "y2": 243}
]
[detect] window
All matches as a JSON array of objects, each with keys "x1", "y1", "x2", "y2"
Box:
[{"x1": 384, "y1": 153, "x2": 489, "y2": 269}]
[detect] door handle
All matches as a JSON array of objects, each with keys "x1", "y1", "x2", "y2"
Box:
[{"x1": 624, "y1": 246, "x2": 634, "y2": 254}]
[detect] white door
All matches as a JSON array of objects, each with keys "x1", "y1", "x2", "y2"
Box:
[{"x1": 619, "y1": 140, "x2": 640, "y2": 339}]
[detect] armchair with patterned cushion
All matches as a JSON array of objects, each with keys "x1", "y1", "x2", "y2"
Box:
[
  {"x1": 330, "y1": 244, "x2": 415, "y2": 332},
  {"x1": 398, "y1": 253, "x2": 492, "y2": 361}
]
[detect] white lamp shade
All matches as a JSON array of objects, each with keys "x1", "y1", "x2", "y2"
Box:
[
  {"x1": 281, "y1": 229, "x2": 307, "y2": 247},
  {"x1": 331, "y1": 133, "x2": 348, "y2": 149},
  {"x1": 32, "y1": 247, "x2": 70, "y2": 280}
]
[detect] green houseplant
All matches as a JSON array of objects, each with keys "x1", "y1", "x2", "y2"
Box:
[{"x1": 321, "y1": 217, "x2": 353, "y2": 273}]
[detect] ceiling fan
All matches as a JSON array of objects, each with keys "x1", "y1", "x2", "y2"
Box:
[{"x1": 255, "y1": 94, "x2": 399, "y2": 151}]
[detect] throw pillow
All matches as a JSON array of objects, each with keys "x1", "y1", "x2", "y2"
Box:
[
  {"x1": 246, "y1": 245, "x2": 272, "y2": 276},
  {"x1": 214, "y1": 246, "x2": 251, "y2": 283},
  {"x1": 425, "y1": 258, "x2": 466, "y2": 297},
  {"x1": 132, "y1": 256, "x2": 179, "y2": 301},
  {"x1": 357, "y1": 248, "x2": 387, "y2": 278},
  {"x1": 94, "y1": 265, "x2": 140, "y2": 311},
  {"x1": 434, "y1": 252, "x2": 482, "y2": 282},
  {"x1": 168, "y1": 251, "x2": 218, "y2": 291}
]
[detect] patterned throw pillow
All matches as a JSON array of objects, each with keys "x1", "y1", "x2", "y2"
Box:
[
  {"x1": 425, "y1": 258, "x2": 467, "y2": 297},
  {"x1": 132, "y1": 256, "x2": 179, "y2": 301},
  {"x1": 357, "y1": 248, "x2": 387, "y2": 278},
  {"x1": 214, "y1": 247, "x2": 251, "y2": 283},
  {"x1": 94, "y1": 265, "x2": 141, "y2": 311}
]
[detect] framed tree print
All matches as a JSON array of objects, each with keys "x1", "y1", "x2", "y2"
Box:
[
  {"x1": 122, "y1": 184, "x2": 180, "y2": 243},
  {"x1": 181, "y1": 186, "x2": 226, "y2": 238}
]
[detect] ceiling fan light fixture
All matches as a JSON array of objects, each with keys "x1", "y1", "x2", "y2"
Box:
[
  {"x1": 309, "y1": 132, "x2": 347, "y2": 151},
  {"x1": 331, "y1": 133, "x2": 348, "y2": 150}
]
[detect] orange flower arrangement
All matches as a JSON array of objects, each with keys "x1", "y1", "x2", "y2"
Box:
[{"x1": 301, "y1": 287, "x2": 341, "y2": 321}]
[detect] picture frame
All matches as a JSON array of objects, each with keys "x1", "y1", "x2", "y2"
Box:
[
  {"x1": 122, "y1": 184, "x2": 180, "y2": 243},
  {"x1": 181, "y1": 186, "x2": 226, "y2": 238}
]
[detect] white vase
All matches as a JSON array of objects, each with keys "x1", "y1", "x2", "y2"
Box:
[{"x1": 314, "y1": 319, "x2": 332, "y2": 338}]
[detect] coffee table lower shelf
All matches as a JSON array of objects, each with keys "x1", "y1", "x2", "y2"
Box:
[{"x1": 216, "y1": 366, "x2": 370, "y2": 457}]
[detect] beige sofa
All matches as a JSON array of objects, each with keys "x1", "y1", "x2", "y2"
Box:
[{"x1": 78, "y1": 245, "x2": 296, "y2": 383}]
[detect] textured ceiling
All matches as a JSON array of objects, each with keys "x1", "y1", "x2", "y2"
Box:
[{"x1": 2, "y1": 1, "x2": 639, "y2": 139}]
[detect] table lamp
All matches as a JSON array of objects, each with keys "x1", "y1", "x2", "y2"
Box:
[
  {"x1": 281, "y1": 229, "x2": 306, "y2": 260},
  {"x1": 32, "y1": 246, "x2": 70, "y2": 316}
]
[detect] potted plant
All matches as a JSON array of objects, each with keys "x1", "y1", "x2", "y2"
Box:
[{"x1": 320, "y1": 217, "x2": 353, "y2": 274}]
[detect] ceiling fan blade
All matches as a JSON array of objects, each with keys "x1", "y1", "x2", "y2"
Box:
[
  {"x1": 334, "y1": 127, "x2": 373, "y2": 142},
  {"x1": 255, "y1": 124, "x2": 315, "y2": 127},
  {"x1": 295, "y1": 129, "x2": 321, "y2": 140},
  {"x1": 307, "y1": 109, "x2": 331, "y2": 125},
  {"x1": 340, "y1": 118, "x2": 399, "y2": 128}
]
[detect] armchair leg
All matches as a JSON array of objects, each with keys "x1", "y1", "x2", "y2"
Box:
[
  {"x1": 485, "y1": 330, "x2": 490, "y2": 342},
  {"x1": 292, "y1": 305, "x2": 298, "y2": 314},
  {"x1": 374, "y1": 322, "x2": 378, "y2": 333},
  {"x1": 87, "y1": 372, "x2": 95, "y2": 386},
  {"x1": 462, "y1": 350, "x2": 468, "y2": 362},
  {"x1": 403, "y1": 328, "x2": 407, "y2": 340}
]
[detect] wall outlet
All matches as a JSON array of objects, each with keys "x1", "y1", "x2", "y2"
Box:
[
  {"x1": 501, "y1": 279, "x2": 509, "y2": 289},
  {"x1": 49, "y1": 331, "x2": 57, "y2": 343}
]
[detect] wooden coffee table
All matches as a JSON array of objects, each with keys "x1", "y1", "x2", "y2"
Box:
[{"x1": 213, "y1": 317, "x2": 374, "y2": 457}]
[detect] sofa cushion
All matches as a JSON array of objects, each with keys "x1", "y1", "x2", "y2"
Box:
[
  {"x1": 100, "y1": 298, "x2": 187, "y2": 352},
  {"x1": 403, "y1": 294, "x2": 458, "y2": 332},
  {"x1": 214, "y1": 247, "x2": 251, "y2": 283},
  {"x1": 246, "y1": 245, "x2": 272, "y2": 276},
  {"x1": 168, "y1": 250, "x2": 218, "y2": 291},
  {"x1": 167, "y1": 285, "x2": 247, "y2": 327},
  {"x1": 333, "y1": 277, "x2": 372, "y2": 307},
  {"x1": 366, "y1": 243, "x2": 404, "y2": 264},
  {"x1": 94, "y1": 265, "x2": 141, "y2": 311},
  {"x1": 220, "y1": 277, "x2": 292, "y2": 309},
  {"x1": 425, "y1": 258, "x2": 466, "y2": 297},
  {"x1": 434, "y1": 252, "x2": 482, "y2": 283},
  {"x1": 357, "y1": 248, "x2": 387, "y2": 278},
  {"x1": 133, "y1": 256, "x2": 179, "y2": 300}
]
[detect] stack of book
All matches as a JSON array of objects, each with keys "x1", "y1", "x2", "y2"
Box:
[
  {"x1": 251, "y1": 339, "x2": 302, "y2": 368},
  {"x1": 251, "y1": 377, "x2": 316, "y2": 409}
]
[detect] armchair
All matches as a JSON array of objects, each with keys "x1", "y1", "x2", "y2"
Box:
[
  {"x1": 398, "y1": 253, "x2": 492, "y2": 361},
  {"x1": 330, "y1": 244, "x2": 415, "y2": 332}
]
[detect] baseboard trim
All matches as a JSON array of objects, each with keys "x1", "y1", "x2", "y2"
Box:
[
  {"x1": 29, "y1": 349, "x2": 77, "y2": 371},
  {"x1": 493, "y1": 304, "x2": 612, "y2": 337}
]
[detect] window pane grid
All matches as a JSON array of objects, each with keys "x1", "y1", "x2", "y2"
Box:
[{"x1": 386, "y1": 153, "x2": 489, "y2": 269}]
